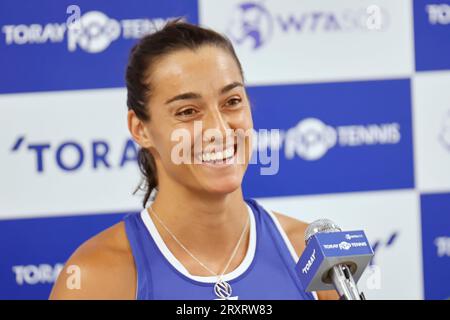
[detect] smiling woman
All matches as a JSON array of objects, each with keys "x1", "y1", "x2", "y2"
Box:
[{"x1": 49, "y1": 19, "x2": 338, "y2": 301}]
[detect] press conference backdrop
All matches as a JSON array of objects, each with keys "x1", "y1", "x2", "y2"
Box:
[{"x1": 0, "y1": 0, "x2": 449, "y2": 300}]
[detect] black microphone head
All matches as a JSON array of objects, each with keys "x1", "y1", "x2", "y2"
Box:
[{"x1": 305, "y1": 219, "x2": 342, "y2": 245}]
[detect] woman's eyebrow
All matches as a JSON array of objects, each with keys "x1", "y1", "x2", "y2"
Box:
[
  {"x1": 165, "y1": 81, "x2": 244, "y2": 105},
  {"x1": 220, "y1": 81, "x2": 244, "y2": 94},
  {"x1": 165, "y1": 92, "x2": 201, "y2": 104}
]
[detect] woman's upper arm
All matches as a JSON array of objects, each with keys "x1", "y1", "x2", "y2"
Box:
[{"x1": 49, "y1": 223, "x2": 136, "y2": 300}]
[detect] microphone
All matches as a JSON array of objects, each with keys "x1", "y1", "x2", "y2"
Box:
[{"x1": 296, "y1": 219, "x2": 374, "y2": 300}]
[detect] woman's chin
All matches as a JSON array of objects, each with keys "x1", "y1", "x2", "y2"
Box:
[{"x1": 201, "y1": 176, "x2": 242, "y2": 196}]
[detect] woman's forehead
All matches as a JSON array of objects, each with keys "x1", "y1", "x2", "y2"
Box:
[{"x1": 149, "y1": 46, "x2": 243, "y2": 95}]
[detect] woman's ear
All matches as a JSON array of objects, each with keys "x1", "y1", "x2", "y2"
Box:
[{"x1": 127, "y1": 109, "x2": 154, "y2": 148}]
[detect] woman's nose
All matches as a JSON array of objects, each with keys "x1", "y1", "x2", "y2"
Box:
[
  {"x1": 202, "y1": 109, "x2": 233, "y2": 145},
  {"x1": 204, "y1": 108, "x2": 229, "y2": 131}
]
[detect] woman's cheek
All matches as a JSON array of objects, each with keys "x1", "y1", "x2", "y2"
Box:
[
  {"x1": 237, "y1": 105, "x2": 253, "y2": 129},
  {"x1": 165, "y1": 126, "x2": 197, "y2": 166}
]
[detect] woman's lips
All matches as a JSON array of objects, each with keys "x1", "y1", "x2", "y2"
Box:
[{"x1": 194, "y1": 144, "x2": 237, "y2": 167}]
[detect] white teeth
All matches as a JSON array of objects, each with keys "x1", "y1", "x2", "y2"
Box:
[
  {"x1": 201, "y1": 147, "x2": 234, "y2": 163},
  {"x1": 225, "y1": 148, "x2": 233, "y2": 158}
]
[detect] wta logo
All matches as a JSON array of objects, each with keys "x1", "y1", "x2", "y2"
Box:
[
  {"x1": 226, "y1": 1, "x2": 389, "y2": 50},
  {"x1": 227, "y1": 2, "x2": 273, "y2": 50}
]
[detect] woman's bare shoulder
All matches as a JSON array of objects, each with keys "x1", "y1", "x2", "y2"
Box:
[
  {"x1": 272, "y1": 211, "x2": 339, "y2": 301},
  {"x1": 49, "y1": 221, "x2": 136, "y2": 300},
  {"x1": 272, "y1": 211, "x2": 308, "y2": 258}
]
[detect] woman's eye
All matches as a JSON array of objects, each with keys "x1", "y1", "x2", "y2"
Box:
[
  {"x1": 225, "y1": 98, "x2": 242, "y2": 107},
  {"x1": 176, "y1": 108, "x2": 197, "y2": 117}
]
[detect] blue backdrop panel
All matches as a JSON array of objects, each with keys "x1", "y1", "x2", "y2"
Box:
[
  {"x1": 0, "y1": 0, "x2": 198, "y2": 93},
  {"x1": 0, "y1": 212, "x2": 128, "y2": 299},
  {"x1": 243, "y1": 79, "x2": 414, "y2": 198},
  {"x1": 421, "y1": 193, "x2": 450, "y2": 300}
]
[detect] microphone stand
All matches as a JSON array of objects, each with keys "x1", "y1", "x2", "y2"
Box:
[{"x1": 330, "y1": 264, "x2": 366, "y2": 300}]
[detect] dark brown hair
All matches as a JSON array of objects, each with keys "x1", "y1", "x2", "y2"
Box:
[{"x1": 125, "y1": 19, "x2": 244, "y2": 208}]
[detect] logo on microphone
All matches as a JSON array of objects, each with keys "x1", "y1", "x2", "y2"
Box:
[
  {"x1": 345, "y1": 233, "x2": 364, "y2": 240},
  {"x1": 324, "y1": 241, "x2": 368, "y2": 250},
  {"x1": 301, "y1": 249, "x2": 316, "y2": 274},
  {"x1": 339, "y1": 241, "x2": 352, "y2": 250}
]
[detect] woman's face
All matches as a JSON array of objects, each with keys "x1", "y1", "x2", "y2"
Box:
[{"x1": 143, "y1": 45, "x2": 253, "y2": 196}]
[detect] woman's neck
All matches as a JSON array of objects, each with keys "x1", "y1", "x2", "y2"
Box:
[
  {"x1": 152, "y1": 183, "x2": 247, "y2": 228},
  {"x1": 148, "y1": 182, "x2": 250, "y2": 269}
]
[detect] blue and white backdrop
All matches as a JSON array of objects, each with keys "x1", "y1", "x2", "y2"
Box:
[{"x1": 0, "y1": 0, "x2": 449, "y2": 300}]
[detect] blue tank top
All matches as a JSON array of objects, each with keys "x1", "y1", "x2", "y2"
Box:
[{"x1": 123, "y1": 198, "x2": 315, "y2": 300}]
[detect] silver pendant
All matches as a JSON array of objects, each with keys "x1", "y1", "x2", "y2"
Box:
[{"x1": 214, "y1": 280, "x2": 238, "y2": 300}]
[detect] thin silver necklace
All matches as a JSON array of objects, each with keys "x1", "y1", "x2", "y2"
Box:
[{"x1": 148, "y1": 205, "x2": 249, "y2": 300}]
